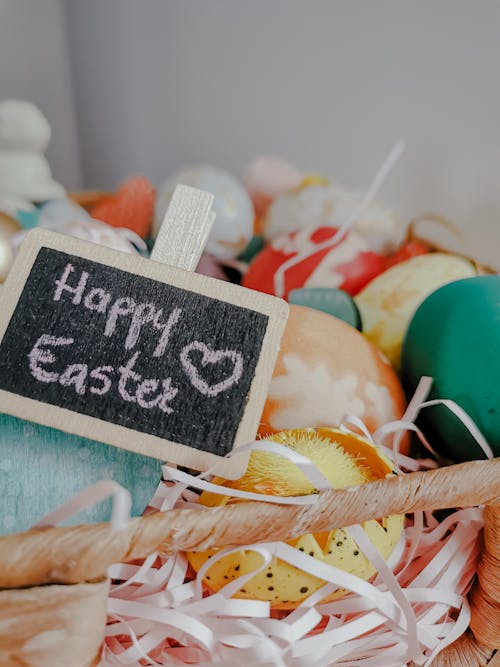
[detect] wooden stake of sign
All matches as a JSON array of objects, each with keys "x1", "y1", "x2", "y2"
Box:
[
  {"x1": 0, "y1": 188, "x2": 288, "y2": 479},
  {"x1": 151, "y1": 185, "x2": 215, "y2": 270}
]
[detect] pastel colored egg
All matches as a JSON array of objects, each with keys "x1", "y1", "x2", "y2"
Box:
[
  {"x1": 90, "y1": 175, "x2": 155, "y2": 239},
  {"x1": 242, "y1": 226, "x2": 386, "y2": 299},
  {"x1": 259, "y1": 305, "x2": 407, "y2": 439},
  {"x1": 402, "y1": 275, "x2": 500, "y2": 461},
  {"x1": 0, "y1": 414, "x2": 161, "y2": 535},
  {"x1": 188, "y1": 428, "x2": 404, "y2": 609},
  {"x1": 263, "y1": 183, "x2": 403, "y2": 253},
  {"x1": 289, "y1": 287, "x2": 361, "y2": 329},
  {"x1": 355, "y1": 253, "x2": 476, "y2": 371},
  {"x1": 242, "y1": 156, "x2": 302, "y2": 231},
  {"x1": 154, "y1": 166, "x2": 254, "y2": 260},
  {"x1": 22, "y1": 200, "x2": 145, "y2": 256}
]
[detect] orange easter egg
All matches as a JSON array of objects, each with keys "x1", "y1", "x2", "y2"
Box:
[
  {"x1": 90, "y1": 175, "x2": 155, "y2": 239},
  {"x1": 259, "y1": 305, "x2": 407, "y2": 440}
]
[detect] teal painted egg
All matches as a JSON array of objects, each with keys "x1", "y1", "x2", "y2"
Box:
[
  {"x1": 289, "y1": 287, "x2": 361, "y2": 329},
  {"x1": 402, "y1": 275, "x2": 500, "y2": 461},
  {"x1": 0, "y1": 414, "x2": 162, "y2": 534}
]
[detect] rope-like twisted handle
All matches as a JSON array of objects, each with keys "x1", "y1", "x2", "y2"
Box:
[
  {"x1": 1, "y1": 457, "x2": 499, "y2": 590},
  {"x1": 1, "y1": 458, "x2": 499, "y2": 665}
]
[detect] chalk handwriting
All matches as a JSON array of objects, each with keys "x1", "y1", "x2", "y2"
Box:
[
  {"x1": 26, "y1": 263, "x2": 247, "y2": 415},
  {"x1": 89, "y1": 366, "x2": 113, "y2": 395},
  {"x1": 28, "y1": 334, "x2": 74, "y2": 383},
  {"x1": 53, "y1": 263, "x2": 183, "y2": 360},
  {"x1": 27, "y1": 335, "x2": 179, "y2": 413},
  {"x1": 180, "y1": 341, "x2": 244, "y2": 397},
  {"x1": 53, "y1": 263, "x2": 88, "y2": 304}
]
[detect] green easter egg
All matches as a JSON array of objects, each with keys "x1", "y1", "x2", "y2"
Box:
[
  {"x1": 0, "y1": 414, "x2": 162, "y2": 534},
  {"x1": 289, "y1": 288, "x2": 361, "y2": 330},
  {"x1": 402, "y1": 275, "x2": 500, "y2": 461}
]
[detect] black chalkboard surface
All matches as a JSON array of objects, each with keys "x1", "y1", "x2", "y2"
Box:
[{"x1": 0, "y1": 230, "x2": 288, "y2": 476}]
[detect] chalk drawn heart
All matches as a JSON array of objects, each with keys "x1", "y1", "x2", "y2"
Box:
[{"x1": 180, "y1": 341, "x2": 244, "y2": 397}]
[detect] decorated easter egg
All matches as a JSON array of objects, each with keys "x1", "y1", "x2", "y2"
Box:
[
  {"x1": 288, "y1": 287, "x2": 361, "y2": 329},
  {"x1": 259, "y1": 305, "x2": 407, "y2": 437},
  {"x1": 0, "y1": 415, "x2": 162, "y2": 534},
  {"x1": 402, "y1": 275, "x2": 500, "y2": 461},
  {"x1": 90, "y1": 175, "x2": 155, "y2": 239},
  {"x1": 356, "y1": 253, "x2": 476, "y2": 371},
  {"x1": 264, "y1": 183, "x2": 402, "y2": 253},
  {"x1": 154, "y1": 166, "x2": 254, "y2": 260},
  {"x1": 188, "y1": 428, "x2": 404, "y2": 609},
  {"x1": 18, "y1": 199, "x2": 146, "y2": 256},
  {"x1": 242, "y1": 226, "x2": 386, "y2": 299}
]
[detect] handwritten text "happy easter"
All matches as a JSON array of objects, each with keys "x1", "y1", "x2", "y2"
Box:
[{"x1": 27, "y1": 263, "x2": 244, "y2": 415}]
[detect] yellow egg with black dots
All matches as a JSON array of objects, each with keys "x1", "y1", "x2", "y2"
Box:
[{"x1": 187, "y1": 428, "x2": 404, "y2": 609}]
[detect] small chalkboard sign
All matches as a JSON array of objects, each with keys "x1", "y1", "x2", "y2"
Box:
[{"x1": 0, "y1": 228, "x2": 288, "y2": 478}]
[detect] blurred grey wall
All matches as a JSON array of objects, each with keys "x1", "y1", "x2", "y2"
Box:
[
  {"x1": 2, "y1": 0, "x2": 500, "y2": 262},
  {"x1": 0, "y1": 0, "x2": 82, "y2": 188}
]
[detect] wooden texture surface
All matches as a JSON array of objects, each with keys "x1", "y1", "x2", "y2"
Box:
[
  {"x1": 150, "y1": 184, "x2": 214, "y2": 269},
  {"x1": 0, "y1": 247, "x2": 270, "y2": 458},
  {"x1": 1, "y1": 457, "x2": 498, "y2": 589},
  {"x1": 0, "y1": 224, "x2": 288, "y2": 478}
]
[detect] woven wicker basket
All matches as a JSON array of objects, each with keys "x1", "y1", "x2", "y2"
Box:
[
  {"x1": 0, "y1": 207, "x2": 498, "y2": 666},
  {"x1": 0, "y1": 458, "x2": 499, "y2": 666}
]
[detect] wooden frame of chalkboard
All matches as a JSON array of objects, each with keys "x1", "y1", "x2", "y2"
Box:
[{"x1": 0, "y1": 229, "x2": 288, "y2": 479}]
